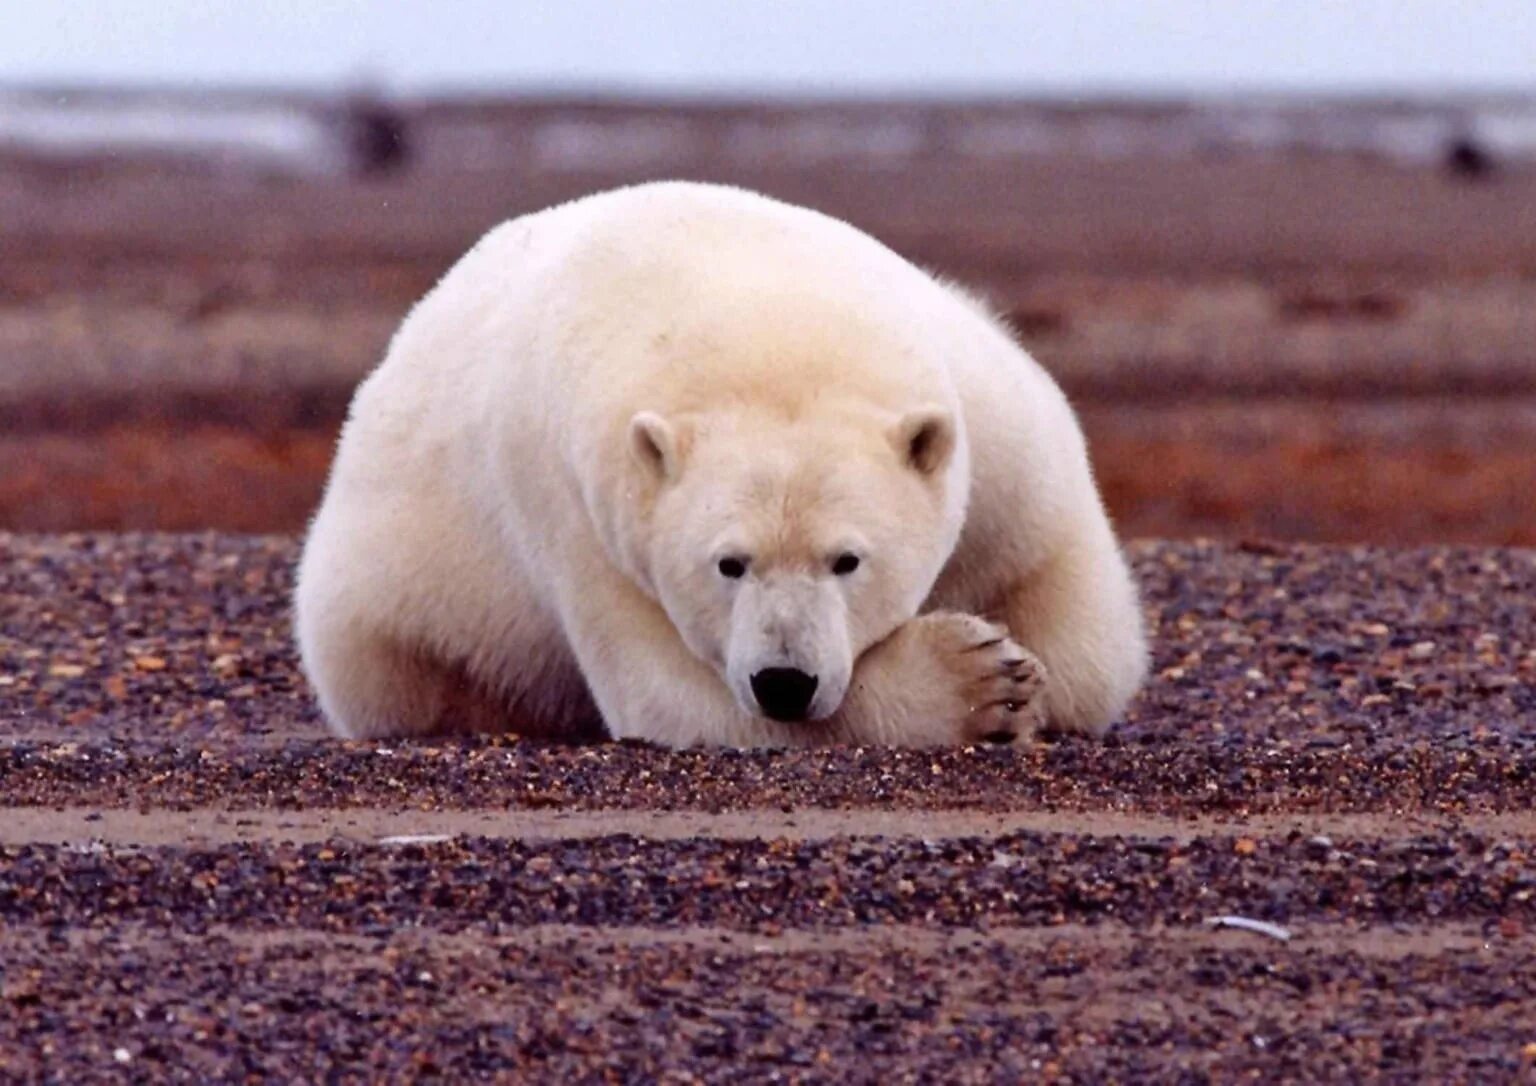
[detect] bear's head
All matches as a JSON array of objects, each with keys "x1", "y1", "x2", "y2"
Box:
[{"x1": 626, "y1": 402, "x2": 967, "y2": 725}]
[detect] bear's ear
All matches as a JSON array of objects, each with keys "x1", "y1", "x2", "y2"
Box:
[
  {"x1": 891, "y1": 405, "x2": 956, "y2": 476},
  {"x1": 629, "y1": 411, "x2": 686, "y2": 482}
]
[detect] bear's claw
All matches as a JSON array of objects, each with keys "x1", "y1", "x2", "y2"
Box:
[{"x1": 913, "y1": 613, "x2": 1048, "y2": 746}]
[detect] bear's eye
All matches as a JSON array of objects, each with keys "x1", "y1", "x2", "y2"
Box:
[
  {"x1": 717, "y1": 556, "x2": 749, "y2": 580},
  {"x1": 832, "y1": 553, "x2": 861, "y2": 576}
]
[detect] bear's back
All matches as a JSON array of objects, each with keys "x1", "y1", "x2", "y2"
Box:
[
  {"x1": 505, "y1": 183, "x2": 967, "y2": 410},
  {"x1": 524, "y1": 181, "x2": 920, "y2": 314}
]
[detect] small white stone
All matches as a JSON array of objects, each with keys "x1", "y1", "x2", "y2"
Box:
[
  {"x1": 377, "y1": 833, "x2": 453, "y2": 846},
  {"x1": 1204, "y1": 915, "x2": 1293, "y2": 942}
]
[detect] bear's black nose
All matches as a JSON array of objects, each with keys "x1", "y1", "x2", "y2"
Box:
[{"x1": 750, "y1": 668, "x2": 819, "y2": 722}]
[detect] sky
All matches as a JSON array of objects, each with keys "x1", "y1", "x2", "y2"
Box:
[{"x1": 4, "y1": 1, "x2": 1535, "y2": 96}]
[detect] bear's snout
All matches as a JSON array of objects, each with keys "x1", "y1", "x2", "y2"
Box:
[{"x1": 750, "y1": 668, "x2": 819, "y2": 722}]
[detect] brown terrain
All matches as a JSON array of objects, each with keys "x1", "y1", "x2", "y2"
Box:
[
  {"x1": 3, "y1": 97, "x2": 1536, "y2": 542},
  {"x1": 1, "y1": 96, "x2": 1534, "y2": 1081}
]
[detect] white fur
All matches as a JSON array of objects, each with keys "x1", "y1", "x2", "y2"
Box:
[{"x1": 294, "y1": 181, "x2": 1147, "y2": 747}]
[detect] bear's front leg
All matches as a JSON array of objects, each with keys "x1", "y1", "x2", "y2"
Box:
[
  {"x1": 837, "y1": 612, "x2": 1049, "y2": 747},
  {"x1": 557, "y1": 563, "x2": 1048, "y2": 748}
]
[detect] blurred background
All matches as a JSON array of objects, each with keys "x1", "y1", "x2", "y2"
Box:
[{"x1": 3, "y1": 1, "x2": 1534, "y2": 542}]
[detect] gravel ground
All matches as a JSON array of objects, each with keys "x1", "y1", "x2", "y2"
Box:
[{"x1": 1, "y1": 533, "x2": 1534, "y2": 1081}]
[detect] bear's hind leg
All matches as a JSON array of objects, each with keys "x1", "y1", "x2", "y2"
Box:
[
  {"x1": 994, "y1": 533, "x2": 1148, "y2": 737},
  {"x1": 300, "y1": 622, "x2": 511, "y2": 740}
]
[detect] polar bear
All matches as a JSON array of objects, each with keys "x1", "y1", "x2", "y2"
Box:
[{"x1": 294, "y1": 181, "x2": 1147, "y2": 748}]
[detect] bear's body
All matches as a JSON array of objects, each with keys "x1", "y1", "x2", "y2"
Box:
[{"x1": 295, "y1": 182, "x2": 1146, "y2": 747}]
